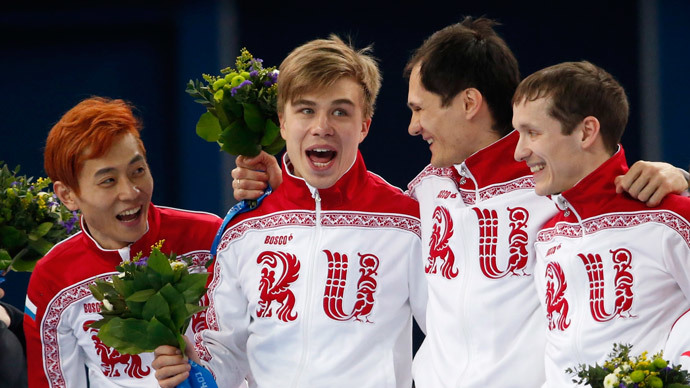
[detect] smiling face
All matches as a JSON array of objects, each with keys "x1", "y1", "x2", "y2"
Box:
[
  {"x1": 56, "y1": 133, "x2": 154, "y2": 249},
  {"x1": 279, "y1": 77, "x2": 370, "y2": 189},
  {"x1": 513, "y1": 97, "x2": 586, "y2": 196},
  {"x1": 407, "y1": 64, "x2": 487, "y2": 168}
]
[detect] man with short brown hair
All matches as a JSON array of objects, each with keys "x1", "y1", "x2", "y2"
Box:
[{"x1": 512, "y1": 60, "x2": 690, "y2": 387}]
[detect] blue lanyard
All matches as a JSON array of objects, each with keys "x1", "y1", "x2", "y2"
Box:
[{"x1": 210, "y1": 186, "x2": 272, "y2": 256}]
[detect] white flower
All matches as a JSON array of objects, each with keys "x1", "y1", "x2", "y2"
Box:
[
  {"x1": 171, "y1": 261, "x2": 187, "y2": 271},
  {"x1": 603, "y1": 373, "x2": 619, "y2": 388},
  {"x1": 622, "y1": 376, "x2": 633, "y2": 384},
  {"x1": 621, "y1": 363, "x2": 631, "y2": 372},
  {"x1": 102, "y1": 299, "x2": 114, "y2": 311},
  {"x1": 613, "y1": 367, "x2": 621, "y2": 375}
]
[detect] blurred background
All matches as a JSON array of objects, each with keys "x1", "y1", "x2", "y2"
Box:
[{"x1": 1, "y1": 0, "x2": 688, "y2": 313}]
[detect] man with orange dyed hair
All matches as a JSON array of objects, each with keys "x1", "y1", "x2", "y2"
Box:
[{"x1": 24, "y1": 97, "x2": 222, "y2": 388}]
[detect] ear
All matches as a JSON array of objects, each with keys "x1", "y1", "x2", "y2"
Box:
[
  {"x1": 53, "y1": 181, "x2": 80, "y2": 211},
  {"x1": 463, "y1": 88, "x2": 484, "y2": 119},
  {"x1": 580, "y1": 116, "x2": 601, "y2": 150},
  {"x1": 359, "y1": 118, "x2": 372, "y2": 144}
]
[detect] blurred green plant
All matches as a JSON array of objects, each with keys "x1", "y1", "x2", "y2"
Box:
[{"x1": 0, "y1": 162, "x2": 79, "y2": 276}]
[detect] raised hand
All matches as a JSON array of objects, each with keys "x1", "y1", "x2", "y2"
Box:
[{"x1": 232, "y1": 151, "x2": 282, "y2": 201}]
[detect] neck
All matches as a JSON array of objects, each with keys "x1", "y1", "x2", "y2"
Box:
[{"x1": 571, "y1": 148, "x2": 614, "y2": 191}]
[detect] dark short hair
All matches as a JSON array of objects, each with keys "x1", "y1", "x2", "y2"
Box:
[
  {"x1": 404, "y1": 16, "x2": 520, "y2": 136},
  {"x1": 512, "y1": 61, "x2": 629, "y2": 154}
]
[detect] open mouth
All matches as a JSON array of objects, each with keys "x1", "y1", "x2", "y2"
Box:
[
  {"x1": 116, "y1": 206, "x2": 142, "y2": 222},
  {"x1": 306, "y1": 148, "x2": 337, "y2": 168}
]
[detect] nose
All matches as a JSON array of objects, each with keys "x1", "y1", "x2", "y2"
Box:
[
  {"x1": 514, "y1": 134, "x2": 530, "y2": 162},
  {"x1": 408, "y1": 113, "x2": 421, "y2": 136},
  {"x1": 119, "y1": 179, "x2": 141, "y2": 200},
  {"x1": 311, "y1": 111, "x2": 334, "y2": 136}
]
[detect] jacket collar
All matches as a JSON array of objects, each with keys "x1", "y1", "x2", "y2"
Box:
[
  {"x1": 280, "y1": 150, "x2": 368, "y2": 210},
  {"x1": 553, "y1": 146, "x2": 628, "y2": 219},
  {"x1": 81, "y1": 203, "x2": 161, "y2": 263},
  {"x1": 454, "y1": 130, "x2": 532, "y2": 187}
]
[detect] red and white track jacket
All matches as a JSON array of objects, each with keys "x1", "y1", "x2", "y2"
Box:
[
  {"x1": 408, "y1": 131, "x2": 555, "y2": 388},
  {"x1": 197, "y1": 151, "x2": 427, "y2": 388},
  {"x1": 24, "y1": 204, "x2": 222, "y2": 388},
  {"x1": 534, "y1": 148, "x2": 690, "y2": 387}
]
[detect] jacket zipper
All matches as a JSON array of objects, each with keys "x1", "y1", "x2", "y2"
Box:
[{"x1": 290, "y1": 189, "x2": 322, "y2": 387}]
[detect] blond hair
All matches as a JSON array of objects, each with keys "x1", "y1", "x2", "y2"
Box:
[{"x1": 277, "y1": 34, "x2": 381, "y2": 119}]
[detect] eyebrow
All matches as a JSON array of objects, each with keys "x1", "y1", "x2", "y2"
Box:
[
  {"x1": 93, "y1": 154, "x2": 145, "y2": 177},
  {"x1": 292, "y1": 98, "x2": 356, "y2": 108}
]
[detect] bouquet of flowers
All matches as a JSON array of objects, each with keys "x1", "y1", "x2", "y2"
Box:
[
  {"x1": 88, "y1": 240, "x2": 208, "y2": 355},
  {"x1": 0, "y1": 162, "x2": 79, "y2": 278},
  {"x1": 186, "y1": 48, "x2": 284, "y2": 157},
  {"x1": 567, "y1": 343, "x2": 690, "y2": 388}
]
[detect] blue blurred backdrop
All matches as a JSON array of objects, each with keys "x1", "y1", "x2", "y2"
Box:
[{"x1": 1, "y1": 0, "x2": 688, "y2": 312}]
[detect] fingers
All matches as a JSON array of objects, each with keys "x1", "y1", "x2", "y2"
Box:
[
  {"x1": 232, "y1": 169, "x2": 269, "y2": 190},
  {"x1": 645, "y1": 189, "x2": 666, "y2": 208},
  {"x1": 232, "y1": 177, "x2": 268, "y2": 201},
  {"x1": 617, "y1": 161, "x2": 687, "y2": 207},
  {"x1": 615, "y1": 164, "x2": 642, "y2": 196},
  {"x1": 235, "y1": 151, "x2": 277, "y2": 170},
  {"x1": 231, "y1": 151, "x2": 283, "y2": 201},
  {"x1": 154, "y1": 345, "x2": 181, "y2": 358},
  {"x1": 152, "y1": 346, "x2": 190, "y2": 388},
  {"x1": 154, "y1": 365, "x2": 190, "y2": 388}
]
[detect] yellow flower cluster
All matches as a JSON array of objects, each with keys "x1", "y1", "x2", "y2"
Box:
[{"x1": 602, "y1": 350, "x2": 668, "y2": 388}]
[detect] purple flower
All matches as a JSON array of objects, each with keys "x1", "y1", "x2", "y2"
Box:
[
  {"x1": 230, "y1": 80, "x2": 253, "y2": 96},
  {"x1": 11, "y1": 181, "x2": 18, "y2": 186},
  {"x1": 59, "y1": 211, "x2": 79, "y2": 234},
  {"x1": 134, "y1": 256, "x2": 149, "y2": 267},
  {"x1": 250, "y1": 58, "x2": 263, "y2": 71},
  {"x1": 47, "y1": 195, "x2": 59, "y2": 208},
  {"x1": 249, "y1": 70, "x2": 259, "y2": 78}
]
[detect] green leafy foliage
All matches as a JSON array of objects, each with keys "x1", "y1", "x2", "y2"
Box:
[
  {"x1": 186, "y1": 48, "x2": 285, "y2": 157},
  {"x1": 567, "y1": 343, "x2": 690, "y2": 387},
  {"x1": 0, "y1": 162, "x2": 80, "y2": 274},
  {"x1": 89, "y1": 240, "x2": 209, "y2": 354}
]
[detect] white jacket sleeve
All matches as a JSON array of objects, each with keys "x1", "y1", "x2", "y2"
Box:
[
  {"x1": 407, "y1": 236, "x2": 428, "y2": 334},
  {"x1": 197, "y1": 247, "x2": 251, "y2": 387},
  {"x1": 662, "y1": 226, "x2": 690, "y2": 368}
]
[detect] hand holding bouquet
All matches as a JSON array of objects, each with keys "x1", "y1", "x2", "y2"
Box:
[{"x1": 88, "y1": 240, "x2": 208, "y2": 354}]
